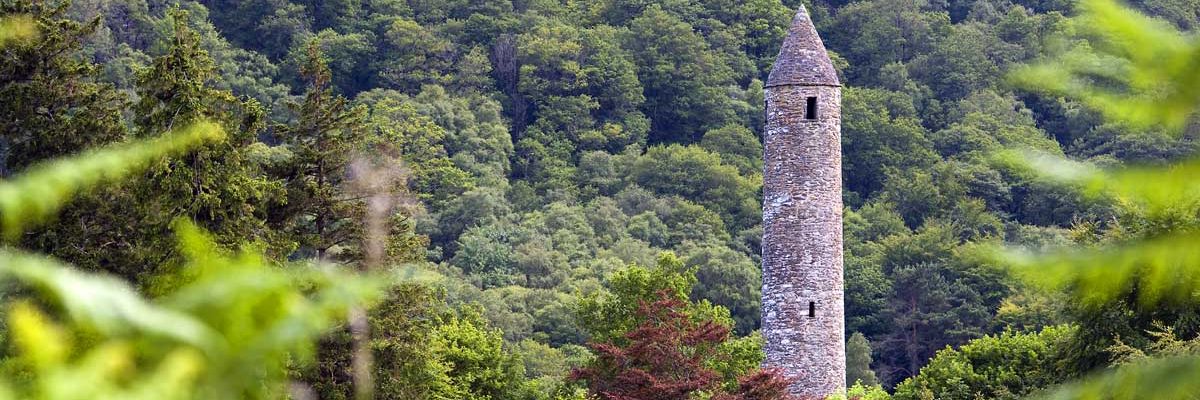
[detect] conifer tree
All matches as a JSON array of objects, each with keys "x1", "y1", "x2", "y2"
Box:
[
  {"x1": 15, "y1": 8, "x2": 283, "y2": 282},
  {"x1": 124, "y1": 9, "x2": 281, "y2": 280},
  {"x1": 275, "y1": 40, "x2": 365, "y2": 262},
  {"x1": 274, "y1": 41, "x2": 424, "y2": 263},
  {"x1": 2, "y1": 1, "x2": 135, "y2": 277},
  {"x1": 847, "y1": 332, "x2": 880, "y2": 387},
  {"x1": 0, "y1": 0, "x2": 126, "y2": 174}
]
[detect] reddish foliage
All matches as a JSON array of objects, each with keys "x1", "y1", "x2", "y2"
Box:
[
  {"x1": 571, "y1": 290, "x2": 798, "y2": 400},
  {"x1": 712, "y1": 368, "x2": 797, "y2": 400}
]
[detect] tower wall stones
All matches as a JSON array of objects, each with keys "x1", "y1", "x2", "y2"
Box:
[{"x1": 761, "y1": 6, "x2": 845, "y2": 399}]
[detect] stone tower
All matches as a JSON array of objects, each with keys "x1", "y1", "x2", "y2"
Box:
[{"x1": 761, "y1": 5, "x2": 845, "y2": 399}]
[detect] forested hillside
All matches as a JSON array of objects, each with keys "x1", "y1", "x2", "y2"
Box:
[{"x1": 3, "y1": 0, "x2": 1200, "y2": 398}]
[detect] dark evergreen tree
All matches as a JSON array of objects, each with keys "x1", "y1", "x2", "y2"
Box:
[
  {"x1": 0, "y1": 0, "x2": 126, "y2": 174},
  {"x1": 127, "y1": 9, "x2": 282, "y2": 280},
  {"x1": 273, "y1": 41, "x2": 425, "y2": 264},
  {"x1": 2, "y1": 0, "x2": 136, "y2": 280},
  {"x1": 879, "y1": 262, "x2": 991, "y2": 385},
  {"x1": 273, "y1": 40, "x2": 369, "y2": 262}
]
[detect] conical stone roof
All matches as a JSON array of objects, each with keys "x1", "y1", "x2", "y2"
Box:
[{"x1": 766, "y1": 5, "x2": 840, "y2": 87}]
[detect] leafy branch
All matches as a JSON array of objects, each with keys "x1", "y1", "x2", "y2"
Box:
[
  {"x1": 1011, "y1": 0, "x2": 1200, "y2": 131},
  {"x1": 1001, "y1": 0, "x2": 1200, "y2": 398}
]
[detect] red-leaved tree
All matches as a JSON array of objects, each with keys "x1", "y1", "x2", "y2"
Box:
[{"x1": 571, "y1": 290, "x2": 797, "y2": 400}]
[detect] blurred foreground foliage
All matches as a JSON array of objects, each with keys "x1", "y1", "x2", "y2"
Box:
[
  {"x1": 998, "y1": 0, "x2": 1200, "y2": 397},
  {"x1": 1012, "y1": 0, "x2": 1200, "y2": 130},
  {"x1": 0, "y1": 13, "x2": 33, "y2": 44},
  {"x1": 0, "y1": 118, "x2": 386, "y2": 398}
]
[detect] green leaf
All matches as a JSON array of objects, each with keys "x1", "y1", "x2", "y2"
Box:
[
  {"x1": 1000, "y1": 232, "x2": 1200, "y2": 308},
  {"x1": 1034, "y1": 356, "x2": 1200, "y2": 400},
  {"x1": 0, "y1": 14, "x2": 38, "y2": 45},
  {"x1": 0, "y1": 249, "x2": 219, "y2": 349},
  {"x1": 994, "y1": 150, "x2": 1200, "y2": 213}
]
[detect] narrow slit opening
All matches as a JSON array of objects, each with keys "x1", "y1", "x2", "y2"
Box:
[
  {"x1": 808, "y1": 301, "x2": 816, "y2": 318},
  {"x1": 805, "y1": 97, "x2": 818, "y2": 120}
]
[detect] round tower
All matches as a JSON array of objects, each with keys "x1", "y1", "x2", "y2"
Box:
[{"x1": 761, "y1": 5, "x2": 845, "y2": 399}]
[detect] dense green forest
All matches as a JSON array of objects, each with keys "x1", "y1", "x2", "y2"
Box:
[{"x1": 2, "y1": 0, "x2": 1200, "y2": 398}]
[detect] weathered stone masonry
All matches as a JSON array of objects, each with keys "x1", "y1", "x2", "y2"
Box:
[{"x1": 761, "y1": 6, "x2": 845, "y2": 399}]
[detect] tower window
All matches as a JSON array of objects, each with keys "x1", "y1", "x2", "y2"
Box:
[
  {"x1": 808, "y1": 301, "x2": 816, "y2": 318},
  {"x1": 805, "y1": 97, "x2": 818, "y2": 120}
]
